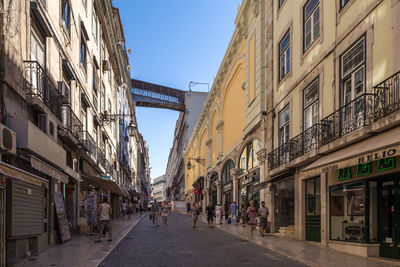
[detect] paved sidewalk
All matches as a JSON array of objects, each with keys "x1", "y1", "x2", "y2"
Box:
[
  {"x1": 196, "y1": 213, "x2": 400, "y2": 267},
  {"x1": 14, "y1": 213, "x2": 146, "y2": 267}
]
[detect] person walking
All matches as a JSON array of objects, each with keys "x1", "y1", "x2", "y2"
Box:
[
  {"x1": 121, "y1": 200, "x2": 127, "y2": 220},
  {"x1": 161, "y1": 201, "x2": 169, "y2": 226},
  {"x1": 139, "y1": 203, "x2": 143, "y2": 215},
  {"x1": 241, "y1": 204, "x2": 247, "y2": 227},
  {"x1": 190, "y1": 203, "x2": 199, "y2": 229},
  {"x1": 151, "y1": 199, "x2": 160, "y2": 226},
  {"x1": 128, "y1": 201, "x2": 133, "y2": 220},
  {"x1": 258, "y1": 201, "x2": 269, "y2": 236},
  {"x1": 96, "y1": 196, "x2": 112, "y2": 242},
  {"x1": 230, "y1": 201, "x2": 238, "y2": 226},
  {"x1": 247, "y1": 200, "x2": 257, "y2": 237},
  {"x1": 186, "y1": 201, "x2": 191, "y2": 216},
  {"x1": 206, "y1": 202, "x2": 215, "y2": 228},
  {"x1": 215, "y1": 204, "x2": 222, "y2": 225}
]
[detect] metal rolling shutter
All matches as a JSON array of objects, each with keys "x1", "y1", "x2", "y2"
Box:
[{"x1": 10, "y1": 179, "x2": 43, "y2": 237}]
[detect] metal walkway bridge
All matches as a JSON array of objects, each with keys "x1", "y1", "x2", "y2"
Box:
[{"x1": 131, "y1": 79, "x2": 186, "y2": 112}]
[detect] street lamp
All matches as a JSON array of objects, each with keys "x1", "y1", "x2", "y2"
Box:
[
  {"x1": 189, "y1": 81, "x2": 210, "y2": 92},
  {"x1": 101, "y1": 111, "x2": 136, "y2": 137},
  {"x1": 186, "y1": 157, "x2": 205, "y2": 170}
]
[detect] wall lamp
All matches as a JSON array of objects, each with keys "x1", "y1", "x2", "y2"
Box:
[
  {"x1": 189, "y1": 81, "x2": 210, "y2": 92},
  {"x1": 186, "y1": 157, "x2": 205, "y2": 170},
  {"x1": 101, "y1": 111, "x2": 136, "y2": 137}
]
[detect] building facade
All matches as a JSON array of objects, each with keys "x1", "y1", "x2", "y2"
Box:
[
  {"x1": 0, "y1": 0, "x2": 146, "y2": 265},
  {"x1": 184, "y1": 0, "x2": 271, "y2": 215},
  {"x1": 152, "y1": 174, "x2": 167, "y2": 202},
  {"x1": 165, "y1": 91, "x2": 208, "y2": 206}
]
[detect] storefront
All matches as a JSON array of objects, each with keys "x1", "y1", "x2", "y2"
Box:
[
  {"x1": 209, "y1": 173, "x2": 218, "y2": 207},
  {"x1": 273, "y1": 177, "x2": 295, "y2": 232},
  {"x1": 238, "y1": 168, "x2": 260, "y2": 210},
  {"x1": 222, "y1": 181, "x2": 233, "y2": 219},
  {"x1": 305, "y1": 176, "x2": 321, "y2": 242},
  {"x1": 193, "y1": 176, "x2": 204, "y2": 211}
]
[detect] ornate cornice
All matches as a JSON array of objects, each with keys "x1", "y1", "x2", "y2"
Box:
[
  {"x1": 256, "y1": 148, "x2": 267, "y2": 165},
  {"x1": 216, "y1": 120, "x2": 224, "y2": 132},
  {"x1": 206, "y1": 138, "x2": 212, "y2": 147},
  {"x1": 230, "y1": 168, "x2": 242, "y2": 179}
]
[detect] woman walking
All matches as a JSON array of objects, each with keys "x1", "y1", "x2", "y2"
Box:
[
  {"x1": 191, "y1": 203, "x2": 199, "y2": 229},
  {"x1": 247, "y1": 200, "x2": 257, "y2": 237},
  {"x1": 161, "y1": 201, "x2": 169, "y2": 226}
]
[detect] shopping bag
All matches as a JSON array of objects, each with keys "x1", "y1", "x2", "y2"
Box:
[{"x1": 228, "y1": 217, "x2": 232, "y2": 224}]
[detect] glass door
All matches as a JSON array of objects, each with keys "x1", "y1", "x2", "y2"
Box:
[
  {"x1": 379, "y1": 178, "x2": 400, "y2": 259},
  {"x1": 305, "y1": 177, "x2": 321, "y2": 242}
]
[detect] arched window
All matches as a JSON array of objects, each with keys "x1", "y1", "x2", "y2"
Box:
[
  {"x1": 239, "y1": 139, "x2": 262, "y2": 172},
  {"x1": 222, "y1": 160, "x2": 234, "y2": 184}
]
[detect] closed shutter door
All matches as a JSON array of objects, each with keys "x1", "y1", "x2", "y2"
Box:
[{"x1": 10, "y1": 179, "x2": 43, "y2": 237}]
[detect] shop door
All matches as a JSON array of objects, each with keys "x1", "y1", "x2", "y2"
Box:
[
  {"x1": 379, "y1": 179, "x2": 400, "y2": 259},
  {"x1": 305, "y1": 177, "x2": 321, "y2": 242},
  {"x1": 0, "y1": 186, "x2": 5, "y2": 267}
]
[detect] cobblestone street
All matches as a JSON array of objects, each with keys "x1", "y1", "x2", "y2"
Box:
[{"x1": 100, "y1": 213, "x2": 306, "y2": 267}]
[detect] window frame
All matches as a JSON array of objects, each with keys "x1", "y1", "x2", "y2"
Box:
[
  {"x1": 279, "y1": 31, "x2": 291, "y2": 81},
  {"x1": 222, "y1": 160, "x2": 234, "y2": 185},
  {"x1": 61, "y1": 0, "x2": 71, "y2": 36},
  {"x1": 278, "y1": 105, "x2": 290, "y2": 146},
  {"x1": 80, "y1": 34, "x2": 87, "y2": 72},
  {"x1": 303, "y1": 78, "x2": 319, "y2": 131},
  {"x1": 278, "y1": 0, "x2": 286, "y2": 9},
  {"x1": 303, "y1": 0, "x2": 320, "y2": 52},
  {"x1": 340, "y1": 0, "x2": 350, "y2": 9},
  {"x1": 92, "y1": 6, "x2": 98, "y2": 41}
]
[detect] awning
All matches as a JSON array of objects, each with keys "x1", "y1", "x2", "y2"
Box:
[
  {"x1": 303, "y1": 127, "x2": 400, "y2": 172},
  {"x1": 81, "y1": 174, "x2": 127, "y2": 197},
  {"x1": 0, "y1": 161, "x2": 48, "y2": 187},
  {"x1": 31, "y1": 156, "x2": 68, "y2": 183}
]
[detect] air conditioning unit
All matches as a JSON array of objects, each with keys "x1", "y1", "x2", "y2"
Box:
[
  {"x1": 102, "y1": 60, "x2": 109, "y2": 71},
  {"x1": 0, "y1": 124, "x2": 16, "y2": 154},
  {"x1": 58, "y1": 81, "x2": 70, "y2": 104},
  {"x1": 38, "y1": 114, "x2": 58, "y2": 142}
]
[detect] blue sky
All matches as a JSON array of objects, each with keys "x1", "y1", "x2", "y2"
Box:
[{"x1": 115, "y1": 0, "x2": 242, "y2": 180}]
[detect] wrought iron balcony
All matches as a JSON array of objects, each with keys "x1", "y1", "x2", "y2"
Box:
[
  {"x1": 105, "y1": 160, "x2": 113, "y2": 175},
  {"x1": 61, "y1": 105, "x2": 83, "y2": 140},
  {"x1": 97, "y1": 148, "x2": 106, "y2": 170},
  {"x1": 79, "y1": 131, "x2": 97, "y2": 158},
  {"x1": 374, "y1": 70, "x2": 400, "y2": 121},
  {"x1": 24, "y1": 61, "x2": 63, "y2": 122},
  {"x1": 267, "y1": 142, "x2": 291, "y2": 171},
  {"x1": 290, "y1": 124, "x2": 320, "y2": 161},
  {"x1": 320, "y1": 93, "x2": 374, "y2": 146}
]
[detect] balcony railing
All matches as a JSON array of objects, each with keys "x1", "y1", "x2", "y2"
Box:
[
  {"x1": 268, "y1": 142, "x2": 291, "y2": 171},
  {"x1": 105, "y1": 160, "x2": 113, "y2": 175},
  {"x1": 320, "y1": 93, "x2": 374, "y2": 146},
  {"x1": 290, "y1": 124, "x2": 320, "y2": 161},
  {"x1": 24, "y1": 61, "x2": 63, "y2": 121},
  {"x1": 61, "y1": 105, "x2": 83, "y2": 139},
  {"x1": 374, "y1": 70, "x2": 400, "y2": 121},
  {"x1": 79, "y1": 131, "x2": 97, "y2": 158},
  {"x1": 97, "y1": 149, "x2": 106, "y2": 170}
]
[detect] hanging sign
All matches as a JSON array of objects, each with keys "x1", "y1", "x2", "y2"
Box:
[{"x1": 223, "y1": 183, "x2": 232, "y2": 192}]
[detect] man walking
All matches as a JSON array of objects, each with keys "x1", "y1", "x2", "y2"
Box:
[
  {"x1": 206, "y1": 202, "x2": 215, "y2": 228},
  {"x1": 151, "y1": 199, "x2": 160, "y2": 226},
  {"x1": 230, "y1": 201, "x2": 238, "y2": 226},
  {"x1": 258, "y1": 201, "x2": 269, "y2": 236},
  {"x1": 96, "y1": 196, "x2": 112, "y2": 242}
]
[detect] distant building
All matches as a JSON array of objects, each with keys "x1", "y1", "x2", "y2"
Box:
[
  {"x1": 152, "y1": 175, "x2": 167, "y2": 202},
  {"x1": 165, "y1": 92, "x2": 208, "y2": 204}
]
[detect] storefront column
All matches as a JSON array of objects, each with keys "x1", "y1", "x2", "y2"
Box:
[
  {"x1": 231, "y1": 168, "x2": 240, "y2": 202},
  {"x1": 320, "y1": 171, "x2": 328, "y2": 246},
  {"x1": 216, "y1": 180, "x2": 221, "y2": 205}
]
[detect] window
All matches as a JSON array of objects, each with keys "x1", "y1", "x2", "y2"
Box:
[
  {"x1": 340, "y1": 0, "x2": 350, "y2": 9},
  {"x1": 61, "y1": 0, "x2": 71, "y2": 35},
  {"x1": 92, "y1": 7, "x2": 98, "y2": 41},
  {"x1": 279, "y1": 0, "x2": 285, "y2": 8},
  {"x1": 278, "y1": 105, "x2": 290, "y2": 145},
  {"x1": 239, "y1": 140, "x2": 262, "y2": 172},
  {"x1": 93, "y1": 66, "x2": 98, "y2": 110},
  {"x1": 80, "y1": 34, "x2": 87, "y2": 72},
  {"x1": 303, "y1": 78, "x2": 319, "y2": 130},
  {"x1": 341, "y1": 37, "x2": 365, "y2": 105},
  {"x1": 279, "y1": 31, "x2": 290, "y2": 81},
  {"x1": 100, "y1": 83, "x2": 105, "y2": 113},
  {"x1": 330, "y1": 182, "x2": 367, "y2": 242},
  {"x1": 304, "y1": 0, "x2": 320, "y2": 51},
  {"x1": 221, "y1": 160, "x2": 234, "y2": 184}
]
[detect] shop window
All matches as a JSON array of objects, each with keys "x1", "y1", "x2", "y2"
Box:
[
  {"x1": 369, "y1": 181, "x2": 378, "y2": 242},
  {"x1": 330, "y1": 182, "x2": 366, "y2": 242},
  {"x1": 279, "y1": 31, "x2": 290, "y2": 81},
  {"x1": 303, "y1": 0, "x2": 320, "y2": 51},
  {"x1": 239, "y1": 139, "x2": 262, "y2": 172},
  {"x1": 222, "y1": 160, "x2": 234, "y2": 184}
]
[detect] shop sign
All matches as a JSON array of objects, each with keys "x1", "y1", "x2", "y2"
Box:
[
  {"x1": 337, "y1": 157, "x2": 397, "y2": 181},
  {"x1": 242, "y1": 176, "x2": 255, "y2": 186},
  {"x1": 223, "y1": 183, "x2": 232, "y2": 192},
  {"x1": 102, "y1": 175, "x2": 111, "y2": 180},
  {"x1": 357, "y1": 148, "x2": 397, "y2": 164},
  {"x1": 194, "y1": 189, "x2": 201, "y2": 195},
  {"x1": 337, "y1": 167, "x2": 351, "y2": 181},
  {"x1": 377, "y1": 158, "x2": 396, "y2": 171}
]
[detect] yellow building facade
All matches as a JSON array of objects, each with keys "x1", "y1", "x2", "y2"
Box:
[{"x1": 184, "y1": 0, "x2": 271, "y2": 217}]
